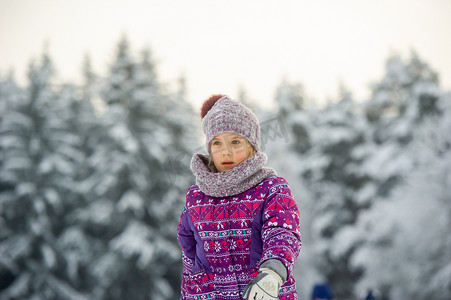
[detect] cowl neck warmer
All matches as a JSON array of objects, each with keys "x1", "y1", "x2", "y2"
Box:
[{"x1": 190, "y1": 151, "x2": 277, "y2": 197}]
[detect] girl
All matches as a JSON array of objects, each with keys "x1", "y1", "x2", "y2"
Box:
[{"x1": 177, "y1": 95, "x2": 301, "y2": 300}]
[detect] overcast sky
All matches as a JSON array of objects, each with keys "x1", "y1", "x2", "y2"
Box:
[{"x1": 1, "y1": 0, "x2": 450, "y2": 110}]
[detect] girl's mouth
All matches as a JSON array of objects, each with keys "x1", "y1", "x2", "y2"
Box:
[{"x1": 222, "y1": 161, "x2": 234, "y2": 166}]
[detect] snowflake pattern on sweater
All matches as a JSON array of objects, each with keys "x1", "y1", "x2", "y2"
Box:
[{"x1": 177, "y1": 176, "x2": 301, "y2": 300}]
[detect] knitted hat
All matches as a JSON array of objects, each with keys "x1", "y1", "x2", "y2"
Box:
[{"x1": 200, "y1": 94, "x2": 261, "y2": 152}]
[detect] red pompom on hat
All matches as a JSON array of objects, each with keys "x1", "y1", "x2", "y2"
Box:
[
  {"x1": 199, "y1": 94, "x2": 261, "y2": 151},
  {"x1": 200, "y1": 94, "x2": 226, "y2": 119}
]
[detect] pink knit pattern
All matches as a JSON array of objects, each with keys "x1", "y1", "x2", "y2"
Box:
[{"x1": 178, "y1": 176, "x2": 301, "y2": 299}]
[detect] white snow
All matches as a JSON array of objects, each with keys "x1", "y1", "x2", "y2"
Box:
[
  {"x1": 110, "y1": 221, "x2": 155, "y2": 269},
  {"x1": 117, "y1": 190, "x2": 144, "y2": 217}
]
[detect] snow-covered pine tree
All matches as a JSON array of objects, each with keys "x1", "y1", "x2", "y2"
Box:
[
  {"x1": 354, "y1": 52, "x2": 441, "y2": 225},
  {"x1": 363, "y1": 51, "x2": 441, "y2": 149},
  {"x1": 73, "y1": 37, "x2": 198, "y2": 299},
  {"x1": 349, "y1": 53, "x2": 447, "y2": 300},
  {"x1": 0, "y1": 53, "x2": 89, "y2": 300},
  {"x1": 0, "y1": 72, "x2": 24, "y2": 294},
  {"x1": 355, "y1": 52, "x2": 440, "y2": 217},
  {"x1": 53, "y1": 56, "x2": 100, "y2": 297},
  {"x1": 273, "y1": 79, "x2": 309, "y2": 153},
  {"x1": 352, "y1": 92, "x2": 451, "y2": 300},
  {"x1": 160, "y1": 72, "x2": 202, "y2": 293},
  {"x1": 295, "y1": 86, "x2": 369, "y2": 299},
  {"x1": 263, "y1": 80, "x2": 320, "y2": 299}
]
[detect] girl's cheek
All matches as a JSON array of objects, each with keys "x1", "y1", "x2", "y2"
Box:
[{"x1": 211, "y1": 146, "x2": 224, "y2": 155}]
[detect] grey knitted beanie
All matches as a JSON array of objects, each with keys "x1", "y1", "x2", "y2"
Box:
[{"x1": 201, "y1": 95, "x2": 261, "y2": 152}]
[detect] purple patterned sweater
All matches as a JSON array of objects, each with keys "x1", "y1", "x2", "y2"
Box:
[{"x1": 177, "y1": 176, "x2": 301, "y2": 299}]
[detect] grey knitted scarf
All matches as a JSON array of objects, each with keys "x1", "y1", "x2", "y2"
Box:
[{"x1": 190, "y1": 151, "x2": 277, "y2": 197}]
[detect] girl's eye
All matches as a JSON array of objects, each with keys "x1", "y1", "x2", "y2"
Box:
[
  {"x1": 232, "y1": 140, "x2": 240, "y2": 144},
  {"x1": 213, "y1": 141, "x2": 221, "y2": 145}
]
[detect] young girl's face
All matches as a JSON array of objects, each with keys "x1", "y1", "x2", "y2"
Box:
[{"x1": 210, "y1": 132, "x2": 254, "y2": 172}]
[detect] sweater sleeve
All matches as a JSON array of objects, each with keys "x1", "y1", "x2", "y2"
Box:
[
  {"x1": 259, "y1": 181, "x2": 301, "y2": 278},
  {"x1": 177, "y1": 207, "x2": 196, "y2": 274}
]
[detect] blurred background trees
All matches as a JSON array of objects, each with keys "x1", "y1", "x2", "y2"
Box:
[{"x1": 0, "y1": 37, "x2": 449, "y2": 300}]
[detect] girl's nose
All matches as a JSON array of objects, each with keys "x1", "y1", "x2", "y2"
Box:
[{"x1": 222, "y1": 143, "x2": 232, "y2": 156}]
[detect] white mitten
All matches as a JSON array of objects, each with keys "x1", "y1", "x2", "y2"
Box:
[{"x1": 243, "y1": 268, "x2": 283, "y2": 300}]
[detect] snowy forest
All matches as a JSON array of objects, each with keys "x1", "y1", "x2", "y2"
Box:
[{"x1": 0, "y1": 37, "x2": 450, "y2": 300}]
